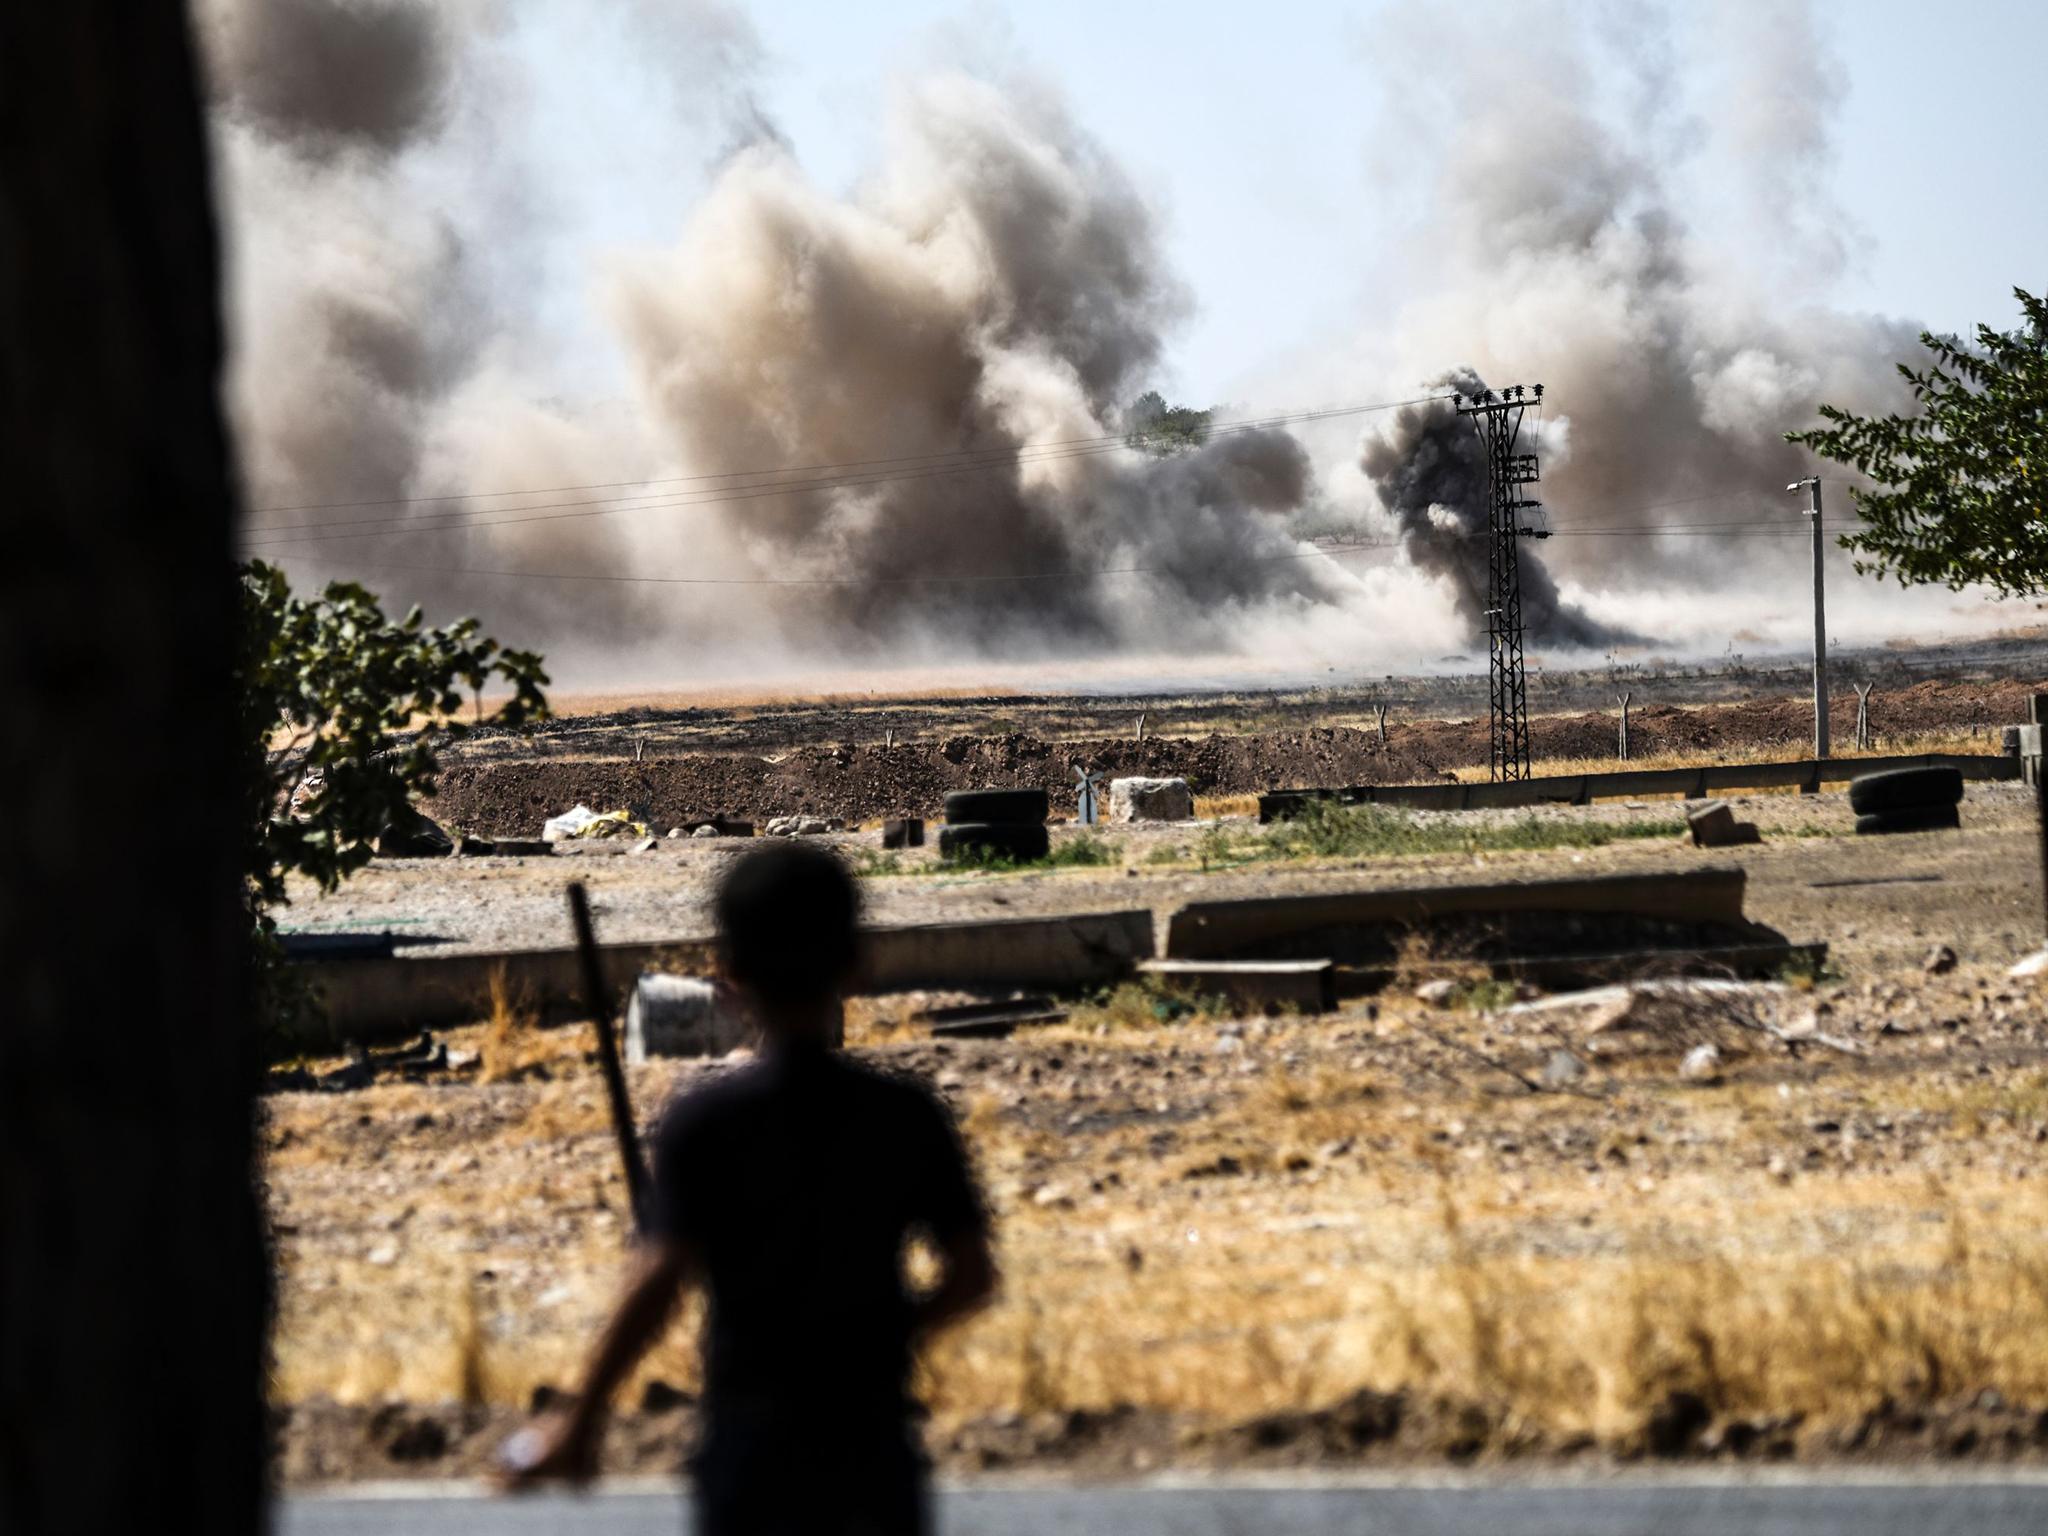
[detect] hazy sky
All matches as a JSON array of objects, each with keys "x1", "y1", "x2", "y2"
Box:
[
  {"x1": 216, "y1": 0, "x2": 2046, "y2": 678},
  {"x1": 506, "y1": 0, "x2": 2047, "y2": 408}
]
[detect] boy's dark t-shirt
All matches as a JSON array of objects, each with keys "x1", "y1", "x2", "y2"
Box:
[{"x1": 648, "y1": 1044, "x2": 985, "y2": 1429}]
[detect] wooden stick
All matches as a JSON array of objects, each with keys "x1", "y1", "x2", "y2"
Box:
[{"x1": 566, "y1": 881, "x2": 652, "y2": 1233}]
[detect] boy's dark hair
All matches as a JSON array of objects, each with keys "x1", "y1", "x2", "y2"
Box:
[{"x1": 713, "y1": 840, "x2": 862, "y2": 1007}]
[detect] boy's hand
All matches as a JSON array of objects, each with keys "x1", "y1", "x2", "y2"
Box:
[{"x1": 497, "y1": 1410, "x2": 599, "y2": 1491}]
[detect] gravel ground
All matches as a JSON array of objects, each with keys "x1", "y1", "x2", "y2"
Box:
[{"x1": 282, "y1": 785, "x2": 2043, "y2": 975}]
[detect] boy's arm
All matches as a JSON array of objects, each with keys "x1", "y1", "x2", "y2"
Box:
[
  {"x1": 501, "y1": 1237, "x2": 692, "y2": 1488},
  {"x1": 912, "y1": 1223, "x2": 997, "y2": 1340}
]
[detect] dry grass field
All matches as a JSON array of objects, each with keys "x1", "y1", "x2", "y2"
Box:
[
  {"x1": 1446, "y1": 730, "x2": 1992, "y2": 785},
  {"x1": 266, "y1": 783, "x2": 2048, "y2": 1482}
]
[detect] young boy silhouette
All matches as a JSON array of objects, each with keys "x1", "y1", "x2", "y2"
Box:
[{"x1": 507, "y1": 841, "x2": 996, "y2": 1535}]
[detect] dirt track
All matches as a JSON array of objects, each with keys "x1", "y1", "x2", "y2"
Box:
[
  {"x1": 424, "y1": 677, "x2": 2039, "y2": 837},
  {"x1": 289, "y1": 785, "x2": 2044, "y2": 977}
]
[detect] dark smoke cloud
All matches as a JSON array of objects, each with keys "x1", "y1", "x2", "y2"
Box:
[
  {"x1": 199, "y1": 0, "x2": 451, "y2": 157},
  {"x1": 1361, "y1": 375, "x2": 1637, "y2": 649},
  {"x1": 207, "y1": 8, "x2": 1342, "y2": 668},
  {"x1": 599, "y1": 73, "x2": 1342, "y2": 654},
  {"x1": 201, "y1": 0, "x2": 482, "y2": 517}
]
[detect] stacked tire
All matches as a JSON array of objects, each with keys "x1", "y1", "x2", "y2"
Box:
[
  {"x1": 939, "y1": 788, "x2": 1049, "y2": 863},
  {"x1": 1848, "y1": 765, "x2": 1964, "y2": 835}
]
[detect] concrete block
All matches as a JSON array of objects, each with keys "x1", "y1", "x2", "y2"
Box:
[
  {"x1": 883, "y1": 816, "x2": 925, "y2": 849},
  {"x1": 1109, "y1": 776, "x2": 1194, "y2": 822},
  {"x1": 297, "y1": 909, "x2": 1156, "y2": 1045},
  {"x1": 1685, "y1": 800, "x2": 1759, "y2": 847},
  {"x1": 624, "y1": 974, "x2": 749, "y2": 1062},
  {"x1": 1166, "y1": 868, "x2": 1749, "y2": 960},
  {"x1": 860, "y1": 909, "x2": 1154, "y2": 992}
]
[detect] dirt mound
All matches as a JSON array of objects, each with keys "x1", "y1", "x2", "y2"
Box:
[
  {"x1": 427, "y1": 728, "x2": 1437, "y2": 836},
  {"x1": 425, "y1": 677, "x2": 2040, "y2": 837}
]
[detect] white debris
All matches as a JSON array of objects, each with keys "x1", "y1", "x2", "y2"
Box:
[
  {"x1": 1501, "y1": 978, "x2": 1786, "y2": 1035},
  {"x1": 542, "y1": 805, "x2": 648, "y2": 842},
  {"x1": 543, "y1": 805, "x2": 602, "y2": 842},
  {"x1": 1679, "y1": 1043, "x2": 1723, "y2": 1082},
  {"x1": 1414, "y1": 978, "x2": 1459, "y2": 1007}
]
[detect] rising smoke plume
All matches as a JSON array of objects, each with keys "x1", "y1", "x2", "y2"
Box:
[
  {"x1": 1346, "y1": 0, "x2": 1923, "y2": 647},
  {"x1": 1361, "y1": 373, "x2": 1635, "y2": 648},
  {"x1": 600, "y1": 75, "x2": 1338, "y2": 652},
  {"x1": 204, "y1": 3, "x2": 1345, "y2": 665},
  {"x1": 199, "y1": 0, "x2": 480, "y2": 512}
]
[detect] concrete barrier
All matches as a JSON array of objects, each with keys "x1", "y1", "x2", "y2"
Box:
[
  {"x1": 1165, "y1": 867, "x2": 1749, "y2": 960},
  {"x1": 1259, "y1": 752, "x2": 2018, "y2": 821},
  {"x1": 294, "y1": 908, "x2": 1155, "y2": 1045},
  {"x1": 1139, "y1": 958, "x2": 1336, "y2": 1013}
]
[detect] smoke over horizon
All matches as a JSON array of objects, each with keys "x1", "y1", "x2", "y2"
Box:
[
  {"x1": 199, "y1": 0, "x2": 1975, "y2": 684},
  {"x1": 1343, "y1": 0, "x2": 1926, "y2": 640},
  {"x1": 1360, "y1": 373, "x2": 1641, "y2": 650}
]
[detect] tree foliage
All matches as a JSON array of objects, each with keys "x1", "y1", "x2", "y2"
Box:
[
  {"x1": 1787, "y1": 287, "x2": 2046, "y2": 596},
  {"x1": 237, "y1": 561, "x2": 548, "y2": 1021},
  {"x1": 1124, "y1": 389, "x2": 1213, "y2": 457}
]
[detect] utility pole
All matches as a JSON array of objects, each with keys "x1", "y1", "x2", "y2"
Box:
[
  {"x1": 1787, "y1": 477, "x2": 1828, "y2": 758},
  {"x1": 1455, "y1": 383, "x2": 1547, "y2": 781}
]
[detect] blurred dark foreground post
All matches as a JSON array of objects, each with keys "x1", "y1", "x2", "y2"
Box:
[{"x1": 0, "y1": 7, "x2": 265, "y2": 1533}]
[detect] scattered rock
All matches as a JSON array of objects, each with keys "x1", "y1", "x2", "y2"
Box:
[
  {"x1": 1543, "y1": 1049, "x2": 1587, "y2": 1088},
  {"x1": 765, "y1": 814, "x2": 835, "y2": 837},
  {"x1": 2010, "y1": 949, "x2": 2048, "y2": 979},
  {"x1": 631, "y1": 836, "x2": 659, "y2": 854},
  {"x1": 1685, "y1": 799, "x2": 1761, "y2": 848},
  {"x1": 376, "y1": 806, "x2": 455, "y2": 858},
  {"x1": 1679, "y1": 1043, "x2": 1723, "y2": 1083},
  {"x1": 382, "y1": 1415, "x2": 448, "y2": 1462},
  {"x1": 1415, "y1": 979, "x2": 1458, "y2": 1007},
  {"x1": 1923, "y1": 943, "x2": 1958, "y2": 975},
  {"x1": 1643, "y1": 1390, "x2": 1711, "y2": 1456},
  {"x1": 691, "y1": 823, "x2": 720, "y2": 838}
]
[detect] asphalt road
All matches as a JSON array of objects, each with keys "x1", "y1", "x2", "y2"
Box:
[{"x1": 280, "y1": 1474, "x2": 2048, "y2": 1536}]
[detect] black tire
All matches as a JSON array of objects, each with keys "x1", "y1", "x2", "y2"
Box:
[
  {"x1": 943, "y1": 788, "x2": 1048, "y2": 825},
  {"x1": 1848, "y1": 766, "x2": 1963, "y2": 816},
  {"x1": 938, "y1": 822, "x2": 1051, "y2": 863},
  {"x1": 1854, "y1": 804, "x2": 1961, "y2": 836}
]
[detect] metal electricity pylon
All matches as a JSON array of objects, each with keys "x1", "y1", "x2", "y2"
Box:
[{"x1": 1453, "y1": 383, "x2": 1547, "y2": 781}]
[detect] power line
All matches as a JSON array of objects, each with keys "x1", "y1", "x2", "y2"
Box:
[
  {"x1": 261, "y1": 537, "x2": 1414, "y2": 588},
  {"x1": 259, "y1": 518, "x2": 1872, "y2": 591},
  {"x1": 241, "y1": 396, "x2": 1448, "y2": 533}
]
